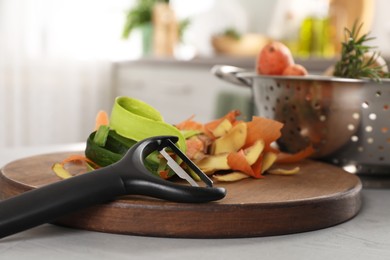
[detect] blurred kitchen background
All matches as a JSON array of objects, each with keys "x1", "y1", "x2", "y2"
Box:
[{"x1": 0, "y1": 0, "x2": 388, "y2": 147}]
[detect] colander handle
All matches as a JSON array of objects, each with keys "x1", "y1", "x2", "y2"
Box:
[{"x1": 211, "y1": 65, "x2": 252, "y2": 87}]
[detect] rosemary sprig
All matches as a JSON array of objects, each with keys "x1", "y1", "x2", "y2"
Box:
[{"x1": 333, "y1": 22, "x2": 386, "y2": 81}]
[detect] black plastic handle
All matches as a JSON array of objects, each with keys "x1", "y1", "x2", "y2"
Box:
[
  {"x1": 0, "y1": 167, "x2": 126, "y2": 239},
  {"x1": 0, "y1": 136, "x2": 226, "y2": 239}
]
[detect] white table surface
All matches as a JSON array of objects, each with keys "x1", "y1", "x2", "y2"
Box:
[{"x1": 0, "y1": 144, "x2": 389, "y2": 260}]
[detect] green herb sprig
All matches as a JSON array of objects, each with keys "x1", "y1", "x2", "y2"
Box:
[
  {"x1": 333, "y1": 22, "x2": 386, "y2": 81},
  {"x1": 122, "y1": 0, "x2": 169, "y2": 39},
  {"x1": 222, "y1": 28, "x2": 241, "y2": 41}
]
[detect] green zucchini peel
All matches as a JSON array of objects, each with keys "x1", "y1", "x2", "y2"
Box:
[{"x1": 109, "y1": 96, "x2": 186, "y2": 152}]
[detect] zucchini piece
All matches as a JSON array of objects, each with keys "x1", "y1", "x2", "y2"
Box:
[
  {"x1": 93, "y1": 125, "x2": 110, "y2": 147},
  {"x1": 109, "y1": 96, "x2": 186, "y2": 152},
  {"x1": 85, "y1": 132, "x2": 123, "y2": 167},
  {"x1": 85, "y1": 131, "x2": 170, "y2": 177}
]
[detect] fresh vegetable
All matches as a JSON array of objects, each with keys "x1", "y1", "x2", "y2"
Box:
[
  {"x1": 211, "y1": 122, "x2": 247, "y2": 155},
  {"x1": 52, "y1": 163, "x2": 73, "y2": 179},
  {"x1": 93, "y1": 125, "x2": 110, "y2": 147},
  {"x1": 55, "y1": 97, "x2": 183, "y2": 179},
  {"x1": 282, "y1": 64, "x2": 308, "y2": 76},
  {"x1": 256, "y1": 41, "x2": 294, "y2": 75},
  {"x1": 176, "y1": 112, "x2": 313, "y2": 182},
  {"x1": 333, "y1": 22, "x2": 388, "y2": 80},
  {"x1": 53, "y1": 97, "x2": 313, "y2": 183},
  {"x1": 268, "y1": 167, "x2": 300, "y2": 175},
  {"x1": 52, "y1": 155, "x2": 98, "y2": 179},
  {"x1": 85, "y1": 130, "x2": 134, "y2": 167},
  {"x1": 213, "y1": 172, "x2": 249, "y2": 182},
  {"x1": 94, "y1": 110, "x2": 109, "y2": 131},
  {"x1": 245, "y1": 116, "x2": 283, "y2": 151},
  {"x1": 276, "y1": 145, "x2": 315, "y2": 164},
  {"x1": 110, "y1": 96, "x2": 186, "y2": 152}
]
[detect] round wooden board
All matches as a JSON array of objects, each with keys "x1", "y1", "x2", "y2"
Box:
[{"x1": 0, "y1": 152, "x2": 362, "y2": 238}]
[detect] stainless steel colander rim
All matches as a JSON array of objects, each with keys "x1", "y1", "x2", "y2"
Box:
[{"x1": 236, "y1": 72, "x2": 390, "y2": 84}]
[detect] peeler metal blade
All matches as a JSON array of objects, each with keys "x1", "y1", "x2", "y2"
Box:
[
  {"x1": 163, "y1": 139, "x2": 213, "y2": 187},
  {"x1": 160, "y1": 148, "x2": 199, "y2": 187}
]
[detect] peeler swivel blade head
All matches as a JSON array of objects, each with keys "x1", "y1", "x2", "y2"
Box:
[{"x1": 117, "y1": 135, "x2": 226, "y2": 203}]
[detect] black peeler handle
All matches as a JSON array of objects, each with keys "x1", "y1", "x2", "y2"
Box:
[
  {"x1": 0, "y1": 166, "x2": 127, "y2": 239},
  {"x1": 0, "y1": 136, "x2": 226, "y2": 239}
]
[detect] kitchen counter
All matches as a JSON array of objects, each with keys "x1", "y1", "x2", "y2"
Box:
[
  {"x1": 0, "y1": 144, "x2": 390, "y2": 259},
  {"x1": 114, "y1": 56, "x2": 338, "y2": 73}
]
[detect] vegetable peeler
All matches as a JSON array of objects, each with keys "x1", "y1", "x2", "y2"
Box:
[{"x1": 0, "y1": 136, "x2": 226, "y2": 239}]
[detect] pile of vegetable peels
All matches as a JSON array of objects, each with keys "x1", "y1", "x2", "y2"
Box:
[
  {"x1": 175, "y1": 110, "x2": 313, "y2": 182},
  {"x1": 53, "y1": 96, "x2": 313, "y2": 183}
]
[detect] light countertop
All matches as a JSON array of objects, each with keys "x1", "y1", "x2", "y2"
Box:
[
  {"x1": 0, "y1": 144, "x2": 389, "y2": 259},
  {"x1": 113, "y1": 56, "x2": 337, "y2": 73}
]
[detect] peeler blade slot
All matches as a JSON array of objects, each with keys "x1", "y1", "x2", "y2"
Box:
[
  {"x1": 165, "y1": 139, "x2": 213, "y2": 187},
  {"x1": 160, "y1": 148, "x2": 199, "y2": 187}
]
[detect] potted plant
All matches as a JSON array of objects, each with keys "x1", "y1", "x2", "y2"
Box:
[{"x1": 122, "y1": 0, "x2": 169, "y2": 55}]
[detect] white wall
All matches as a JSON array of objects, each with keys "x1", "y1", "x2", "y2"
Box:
[{"x1": 370, "y1": 0, "x2": 390, "y2": 57}]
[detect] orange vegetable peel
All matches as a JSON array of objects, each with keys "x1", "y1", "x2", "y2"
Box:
[{"x1": 276, "y1": 145, "x2": 315, "y2": 164}]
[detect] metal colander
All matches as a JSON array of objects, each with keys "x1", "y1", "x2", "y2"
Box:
[{"x1": 213, "y1": 65, "x2": 390, "y2": 176}]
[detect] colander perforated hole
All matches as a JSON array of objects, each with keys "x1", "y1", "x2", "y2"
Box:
[
  {"x1": 358, "y1": 146, "x2": 364, "y2": 152},
  {"x1": 367, "y1": 137, "x2": 374, "y2": 144},
  {"x1": 276, "y1": 98, "x2": 280, "y2": 103},
  {"x1": 265, "y1": 96, "x2": 270, "y2": 101},
  {"x1": 285, "y1": 96, "x2": 289, "y2": 101},
  {"x1": 365, "y1": 126, "x2": 373, "y2": 132},
  {"x1": 376, "y1": 91, "x2": 382, "y2": 97},
  {"x1": 264, "y1": 105, "x2": 269, "y2": 111},
  {"x1": 369, "y1": 113, "x2": 377, "y2": 120},
  {"x1": 348, "y1": 124, "x2": 355, "y2": 131},
  {"x1": 319, "y1": 115, "x2": 326, "y2": 122},
  {"x1": 305, "y1": 93, "x2": 312, "y2": 101},
  {"x1": 378, "y1": 145, "x2": 384, "y2": 150},
  {"x1": 270, "y1": 86, "x2": 274, "y2": 91},
  {"x1": 351, "y1": 136, "x2": 359, "y2": 142},
  {"x1": 277, "y1": 83, "x2": 281, "y2": 88},
  {"x1": 382, "y1": 127, "x2": 388, "y2": 133},
  {"x1": 352, "y1": 113, "x2": 360, "y2": 120},
  {"x1": 384, "y1": 104, "x2": 389, "y2": 110},
  {"x1": 343, "y1": 164, "x2": 358, "y2": 173},
  {"x1": 313, "y1": 102, "x2": 321, "y2": 109},
  {"x1": 379, "y1": 157, "x2": 385, "y2": 161},
  {"x1": 362, "y1": 101, "x2": 369, "y2": 109}
]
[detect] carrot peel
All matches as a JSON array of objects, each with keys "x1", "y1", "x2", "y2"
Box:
[
  {"x1": 245, "y1": 116, "x2": 283, "y2": 151},
  {"x1": 276, "y1": 145, "x2": 315, "y2": 163},
  {"x1": 227, "y1": 150, "x2": 259, "y2": 178},
  {"x1": 94, "y1": 110, "x2": 109, "y2": 131}
]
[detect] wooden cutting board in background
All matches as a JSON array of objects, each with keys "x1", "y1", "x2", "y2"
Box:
[{"x1": 0, "y1": 152, "x2": 362, "y2": 238}]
